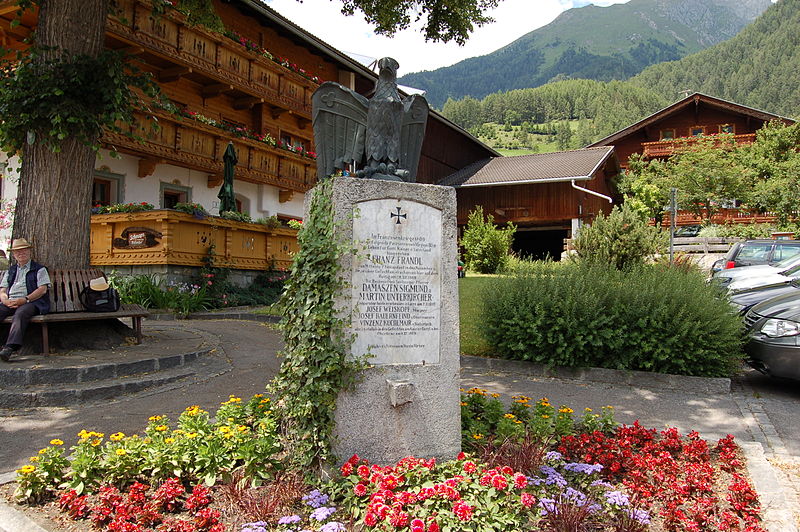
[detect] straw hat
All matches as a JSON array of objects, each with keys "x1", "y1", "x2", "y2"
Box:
[
  {"x1": 89, "y1": 277, "x2": 110, "y2": 291},
  {"x1": 10, "y1": 238, "x2": 32, "y2": 251}
]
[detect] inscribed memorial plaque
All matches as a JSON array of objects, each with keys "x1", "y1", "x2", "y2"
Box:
[{"x1": 352, "y1": 199, "x2": 441, "y2": 364}]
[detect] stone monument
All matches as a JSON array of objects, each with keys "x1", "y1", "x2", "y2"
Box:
[{"x1": 310, "y1": 59, "x2": 460, "y2": 464}]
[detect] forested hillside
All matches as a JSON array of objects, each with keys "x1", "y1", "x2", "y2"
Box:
[
  {"x1": 399, "y1": 0, "x2": 770, "y2": 109},
  {"x1": 441, "y1": 79, "x2": 668, "y2": 149},
  {"x1": 630, "y1": 0, "x2": 800, "y2": 117}
]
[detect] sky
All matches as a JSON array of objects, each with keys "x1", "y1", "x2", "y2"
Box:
[{"x1": 264, "y1": 0, "x2": 632, "y2": 76}]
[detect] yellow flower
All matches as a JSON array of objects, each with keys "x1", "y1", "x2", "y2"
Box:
[
  {"x1": 237, "y1": 425, "x2": 249, "y2": 432},
  {"x1": 50, "y1": 439, "x2": 64, "y2": 446},
  {"x1": 110, "y1": 432, "x2": 125, "y2": 442},
  {"x1": 585, "y1": 408, "x2": 593, "y2": 412},
  {"x1": 559, "y1": 407, "x2": 574, "y2": 414},
  {"x1": 91, "y1": 439, "x2": 102, "y2": 447},
  {"x1": 541, "y1": 414, "x2": 550, "y2": 419},
  {"x1": 29, "y1": 456, "x2": 39, "y2": 462},
  {"x1": 504, "y1": 413, "x2": 516, "y2": 419},
  {"x1": 155, "y1": 425, "x2": 168, "y2": 432},
  {"x1": 260, "y1": 398, "x2": 271, "y2": 404},
  {"x1": 490, "y1": 393, "x2": 500, "y2": 398},
  {"x1": 186, "y1": 432, "x2": 198, "y2": 439},
  {"x1": 514, "y1": 420, "x2": 523, "y2": 424},
  {"x1": 472, "y1": 434, "x2": 483, "y2": 440},
  {"x1": 218, "y1": 426, "x2": 231, "y2": 434},
  {"x1": 78, "y1": 430, "x2": 89, "y2": 440},
  {"x1": 460, "y1": 402, "x2": 467, "y2": 407},
  {"x1": 115, "y1": 449, "x2": 127, "y2": 456},
  {"x1": 17, "y1": 465, "x2": 35, "y2": 474},
  {"x1": 223, "y1": 432, "x2": 233, "y2": 439},
  {"x1": 184, "y1": 406, "x2": 201, "y2": 416},
  {"x1": 253, "y1": 393, "x2": 263, "y2": 398},
  {"x1": 165, "y1": 438, "x2": 175, "y2": 444},
  {"x1": 38, "y1": 449, "x2": 47, "y2": 455},
  {"x1": 149, "y1": 415, "x2": 163, "y2": 422}
]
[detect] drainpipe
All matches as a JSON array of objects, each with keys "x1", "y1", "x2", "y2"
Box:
[{"x1": 571, "y1": 180, "x2": 613, "y2": 204}]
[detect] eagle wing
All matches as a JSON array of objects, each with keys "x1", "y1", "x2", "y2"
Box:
[
  {"x1": 312, "y1": 82, "x2": 369, "y2": 179},
  {"x1": 399, "y1": 94, "x2": 429, "y2": 182}
]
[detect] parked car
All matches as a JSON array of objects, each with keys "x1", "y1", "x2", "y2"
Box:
[
  {"x1": 673, "y1": 225, "x2": 702, "y2": 237},
  {"x1": 727, "y1": 259, "x2": 800, "y2": 292},
  {"x1": 743, "y1": 291, "x2": 800, "y2": 380},
  {"x1": 710, "y1": 239, "x2": 800, "y2": 275},
  {"x1": 728, "y1": 280, "x2": 800, "y2": 315},
  {"x1": 712, "y1": 253, "x2": 800, "y2": 289}
]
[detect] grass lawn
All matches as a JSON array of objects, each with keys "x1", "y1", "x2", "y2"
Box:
[{"x1": 459, "y1": 275, "x2": 495, "y2": 356}]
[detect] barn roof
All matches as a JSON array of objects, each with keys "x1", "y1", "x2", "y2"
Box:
[
  {"x1": 439, "y1": 146, "x2": 617, "y2": 187},
  {"x1": 588, "y1": 92, "x2": 794, "y2": 148}
]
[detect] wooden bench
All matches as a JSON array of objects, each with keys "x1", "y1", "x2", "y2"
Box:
[{"x1": 1, "y1": 268, "x2": 149, "y2": 356}]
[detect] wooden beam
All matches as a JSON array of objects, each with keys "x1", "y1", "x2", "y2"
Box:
[
  {"x1": 0, "y1": 3, "x2": 21, "y2": 16},
  {"x1": 296, "y1": 116, "x2": 309, "y2": 130},
  {"x1": 233, "y1": 96, "x2": 263, "y2": 110},
  {"x1": 270, "y1": 105, "x2": 288, "y2": 120},
  {"x1": 208, "y1": 174, "x2": 223, "y2": 188},
  {"x1": 0, "y1": 17, "x2": 31, "y2": 40},
  {"x1": 279, "y1": 189, "x2": 294, "y2": 203},
  {"x1": 159, "y1": 66, "x2": 192, "y2": 83},
  {"x1": 138, "y1": 158, "x2": 161, "y2": 178},
  {"x1": 201, "y1": 83, "x2": 233, "y2": 98},
  {"x1": 121, "y1": 46, "x2": 145, "y2": 57}
]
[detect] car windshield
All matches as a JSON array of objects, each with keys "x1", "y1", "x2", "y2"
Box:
[
  {"x1": 776, "y1": 254, "x2": 800, "y2": 270},
  {"x1": 782, "y1": 262, "x2": 800, "y2": 276}
]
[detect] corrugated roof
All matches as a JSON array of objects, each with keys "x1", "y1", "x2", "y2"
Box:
[{"x1": 439, "y1": 146, "x2": 616, "y2": 187}]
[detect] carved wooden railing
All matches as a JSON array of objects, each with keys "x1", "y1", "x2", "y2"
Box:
[
  {"x1": 90, "y1": 210, "x2": 299, "y2": 271},
  {"x1": 106, "y1": 0, "x2": 316, "y2": 115},
  {"x1": 104, "y1": 109, "x2": 315, "y2": 191},
  {"x1": 642, "y1": 134, "x2": 757, "y2": 158}
]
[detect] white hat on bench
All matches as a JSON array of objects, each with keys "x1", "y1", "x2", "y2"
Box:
[{"x1": 89, "y1": 277, "x2": 110, "y2": 291}]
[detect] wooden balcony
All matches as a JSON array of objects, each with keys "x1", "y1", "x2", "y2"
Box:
[
  {"x1": 90, "y1": 210, "x2": 299, "y2": 270},
  {"x1": 642, "y1": 133, "x2": 757, "y2": 158},
  {"x1": 106, "y1": 0, "x2": 317, "y2": 117},
  {"x1": 102, "y1": 109, "x2": 316, "y2": 192},
  {"x1": 658, "y1": 208, "x2": 779, "y2": 228}
]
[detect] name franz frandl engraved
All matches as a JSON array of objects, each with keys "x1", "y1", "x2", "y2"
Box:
[{"x1": 351, "y1": 198, "x2": 442, "y2": 365}]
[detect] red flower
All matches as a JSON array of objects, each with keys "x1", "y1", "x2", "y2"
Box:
[
  {"x1": 353, "y1": 483, "x2": 367, "y2": 497},
  {"x1": 357, "y1": 464, "x2": 371, "y2": 480},
  {"x1": 521, "y1": 493, "x2": 536, "y2": 508},
  {"x1": 452, "y1": 501, "x2": 473, "y2": 521},
  {"x1": 340, "y1": 461, "x2": 353, "y2": 476},
  {"x1": 463, "y1": 461, "x2": 477, "y2": 473},
  {"x1": 364, "y1": 512, "x2": 378, "y2": 526}
]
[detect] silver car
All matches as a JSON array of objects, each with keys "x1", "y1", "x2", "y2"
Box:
[{"x1": 744, "y1": 292, "x2": 800, "y2": 380}]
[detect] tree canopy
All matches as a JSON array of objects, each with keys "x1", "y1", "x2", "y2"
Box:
[{"x1": 338, "y1": 0, "x2": 500, "y2": 44}]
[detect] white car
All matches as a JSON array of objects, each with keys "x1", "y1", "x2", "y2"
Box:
[
  {"x1": 713, "y1": 254, "x2": 800, "y2": 288},
  {"x1": 724, "y1": 257, "x2": 800, "y2": 292}
]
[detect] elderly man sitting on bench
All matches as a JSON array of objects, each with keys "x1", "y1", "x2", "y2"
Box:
[{"x1": 0, "y1": 238, "x2": 50, "y2": 361}]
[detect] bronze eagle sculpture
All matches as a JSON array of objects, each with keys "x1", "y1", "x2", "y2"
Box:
[{"x1": 312, "y1": 57, "x2": 429, "y2": 182}]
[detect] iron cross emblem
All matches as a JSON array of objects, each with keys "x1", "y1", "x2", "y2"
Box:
[{"x1": 390, "y1": 206, "x2": 407, "y2": 225}]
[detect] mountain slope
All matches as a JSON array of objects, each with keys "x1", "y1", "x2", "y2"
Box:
[
  {"x1": 630, "y1": 0, "x2": 800, "y2": 117},
  {"x1": 398, "y1": 0, "x2": 771, "y2": 109}
]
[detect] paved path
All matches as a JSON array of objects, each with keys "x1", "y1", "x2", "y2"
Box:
[{"x1": 0, "y1": 317, "x2": 798, "y2": 530}]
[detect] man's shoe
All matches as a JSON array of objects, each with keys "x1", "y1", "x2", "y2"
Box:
[{"x1": 0, "y1": 346, "x2": 13, "y2": 362}]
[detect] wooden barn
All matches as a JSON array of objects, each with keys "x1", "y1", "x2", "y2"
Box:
[
  {"x1": 589, "y1": 92, "x2": 795, "y2": 169},
  {"x1": 439, "y1": 147, "x2": 620, "y2": 260}
]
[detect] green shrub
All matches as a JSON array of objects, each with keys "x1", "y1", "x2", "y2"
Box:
[
  {"x1": 572, "y1": 204, "x2": 666, "y2": 269},
  {"x1": 479, "y1": 262, "x2": 744, "y2": 377},
  {"x1": 172, "y1": 202, "x2": 209, "y2": 218},
  {"x1": 710, "y1": 222, "x2": 776, "y2": 240},
  {"x1": 219, "y1": 210, "x2": 252, "y2": 223},
  {"x1": 109, "y1": 273, "x2": 210, "y2": 316},
  {"x1": 461, "y1": 206, "x2": 516, "y2": 274}
]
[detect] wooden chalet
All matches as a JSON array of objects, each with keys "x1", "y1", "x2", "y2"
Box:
[
  {"x1": 589, "y1": 92, "x2": 795, "y2": 170},
  {"x1": 0, "y1": 0, "x2": 496, "y2": 277},
  {"x1": 439, "y1": 147, "x2": 620, "y2": 259}
]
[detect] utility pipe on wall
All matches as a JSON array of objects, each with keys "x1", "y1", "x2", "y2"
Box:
[{"x1": 571, "y1": 180, "x2": 613, "y2": 204}]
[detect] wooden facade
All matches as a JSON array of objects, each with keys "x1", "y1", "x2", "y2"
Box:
[
  {"x1": 0, "y1": 0, "x2": 496, "y2": 266},
  {"x1": 590, "y1": 92, "x2": 794, "y2": 169}
]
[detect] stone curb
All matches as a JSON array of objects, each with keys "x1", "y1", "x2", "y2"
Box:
[
  {"x1": 741, "y1": 442, "x2": 799, "y2": 532},
  {"x1": 461, "y1": 355, "x2": 732, "y2": 395}
]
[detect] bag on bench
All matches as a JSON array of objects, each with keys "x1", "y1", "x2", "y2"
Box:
[{"x1": 80, "y1": 277, "x2": 121, "y2": 312}]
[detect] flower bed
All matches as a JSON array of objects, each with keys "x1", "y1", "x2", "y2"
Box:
[{"x1": 6, "y1": 391, "x2": 766, "y2": 531}]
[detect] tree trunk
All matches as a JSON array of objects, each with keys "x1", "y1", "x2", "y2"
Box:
[{"x1": 13, "y1": 0, "x2": 109, "y2": 269}]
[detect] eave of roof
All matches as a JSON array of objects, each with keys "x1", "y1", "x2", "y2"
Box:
[
  {"x1": 440, "y1": 146, "x2": 617, "y2": 188},
  {"x1": 234, "y1": 0, "x2": 499, "y2": 157},
  {"x1": 588, "y1": 92, "x2": 796, "y2": 148}
]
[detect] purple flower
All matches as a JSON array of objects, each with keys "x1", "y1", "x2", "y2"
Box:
[
  {"x1": 320, "y1": 523, "x2": 346, "y2": 532},
  {"x1": 544, "y1": 451, "x2": 563, "y2": 461},
  {"x1": 539, "y1": 465, "x2": 567, "y2": 487},
  {"x1": 241, "y1": 522, "x2": 268, "y2": 532},
  {"x1": 628, "y1": 508, "x2": 651, "y2": 524},
  {"x1": 302, "y1": 489, "x2": 330, "y2": 508},
  {"x1": 310, "y1": 506, "x2": 337, "y2": 521},
  {"x1": 563, "y1": 462, "x2": 603, "y2": 475},
  {"x1": 277, "y1": 514, "x2": 301, "y2": 525},
  {"x1": 604, "y1": 490, "x2": 630, "y2": 506},
  {"x1": 538, "y1": 497, "x2": 557, "y2": 515}
]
